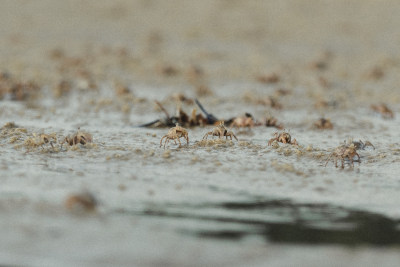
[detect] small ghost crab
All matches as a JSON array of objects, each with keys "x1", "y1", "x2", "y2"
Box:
[
  {"x1": 65, "y1": 191, "x2": 98, "y2": 213},
  {"x1": 268, "y1": 131, "x2": 298, "y2": 146},
  {"x1": 325, "y1": 144, "x2": 360, "y2": 168},
  {"x1": 313, "y1": 118, "x2": 333, "y2": 129},
  {"x1": 203, "y1": 121, "x2": 238, "y2": 141},
  {"x1": 371, "y1": 103, "x2": 394, "y2": 119},
  {"x1": 230, "y1": 113, "x2": 256, "y2": 128},
  {"x1": 62, "y1": 129, "x2": 93, "y2": 148},
  {"x1": 160, "y1": 123, "x2": 189, "y2": 148},
  {"x1": 25, "y1": 132, "x2": 57, "y2": 151},
  {"x1": 264, "y1": 116, "x2": 284, "y2": 129},
  {"x1": 39, "y1": 133, "x2": 57, "y2": 149}
]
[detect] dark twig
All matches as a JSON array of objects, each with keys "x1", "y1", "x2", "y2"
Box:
[{"x1": 195, "y1": 99, "x2": 218, "y2": 124}]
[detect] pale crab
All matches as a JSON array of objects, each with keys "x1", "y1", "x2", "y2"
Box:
[
  {"x1": 264, "y1": 116, "x2": 284, "y2": 129},
  {"x1": 25, "y1": 133, "x2": 57, "y2": 151},
  {"x1": 267, "y1": 131, "x2": 298, "y2": 146},
  {"x1": 325, "y1": 143, "x2": 360, "y2": 168},
  {"x1": 62, "y1": 129, "x2": 93, "y2": 148},
  {"x1": 39, "y1": 133, "x2": 57, "y2": 149},
  {"x1": 371, "y1": 103, "x2": 394, "y2": 119},
  {"x1": 203, "y1": 121, "x2": 238, "y2": 141},
  {"x1": 313, "y1": 118, "x2": 333, "y2": 130},
  {"x1": 160, "y1": 123, "x2": 189, "y2": 148},
  {"x1": 230, "y1": 113, "x2": 255, "y2": 128},
  {"x1": 65, "y1": 191, "x2": 98, "y2": 213}
]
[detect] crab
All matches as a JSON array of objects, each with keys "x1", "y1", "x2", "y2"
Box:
[
  {"x1": 257, "y1": 96, "x2": 283, "y2": 109},
  {"x1": 264, "y1": 116, "x2": 284, "y2": 129},
  {"x1": 313, "y1": 118, "x2": 333, "y2": 129},
  {"x1": 24, "y1": 132, "x2": 57, "y2": 151},
  {"x1": 268, "y1": 131, "x2": 298, "y2": 146},
  {"x1": 230, "y1": 113, "x2": 255, "y2": 128},
  {"x1": 160, "y1": 123, "x2": 189, "y2": 148},
  {"x1": 62, "y1": 129, "x2": 93, "y2": 148},
  {"x1": 325, "y1": 144, "x2": 360, "y2": 168},
  {"x1": 39, "y1": 133, "x2": 57, "y2": 149},
  {"x1": 371, "y1": 103, "x2": 394, "y2": 119},
  {"x1": 65, "y1": 191, "x2": 98, "y2": 213},
  {"x1": 257, "y1": 73, "x2": 280, "y2": 84},
  {"x1": 203, "y1": 121, "x2": 238, "y2": 141}
]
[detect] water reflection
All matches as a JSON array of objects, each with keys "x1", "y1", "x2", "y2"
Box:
[{"x1": 138, "y1": 199, "x2": 400, "y2": 245}]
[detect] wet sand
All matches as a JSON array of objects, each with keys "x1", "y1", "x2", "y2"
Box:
[{"x1": 0, "y1": 1, "x2": 400, "y2": 266}]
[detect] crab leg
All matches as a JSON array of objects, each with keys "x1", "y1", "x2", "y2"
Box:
[
  {"x1": 184, "y1": 135, "x2": 189, "y2": 145},
  {"x1": 160, "y1": 135, "x2": 167, "y2": 147},
  {"x1": 325, "y1": 153, "x2": 334, "y2": 167},
  {"x1": 164, "y1": 138, "x2": 170, "y2": 149},
  {"x1": 231, "y1": 133, "x2": 238, "y2": 141},
  {"x1": 203, "y1": 132, "x2": 211, "y2": 139}
]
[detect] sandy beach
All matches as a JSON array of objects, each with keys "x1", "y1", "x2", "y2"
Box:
[{"x1": 0, "y1": 1, "x2": 400, "y2": 266}]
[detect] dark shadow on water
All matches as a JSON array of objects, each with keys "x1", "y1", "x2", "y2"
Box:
[
  {"x1": 266, "y1": 212, "x2": 399, "y2": 245},
  {"x1": 130, "y1": 199, "x2": 400, "y2": 246}
]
